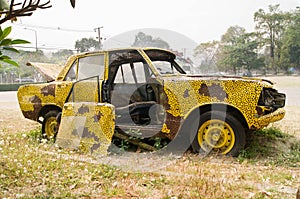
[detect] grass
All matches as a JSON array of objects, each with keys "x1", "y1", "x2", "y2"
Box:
[
  {"x1": 238, "y1": 127, "x2": 300, "y2": 167},
  {"x1": 0, "y1": 127, "x2": 299, "y2": 198}
]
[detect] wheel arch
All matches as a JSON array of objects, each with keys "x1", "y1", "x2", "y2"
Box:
[
  {"x1": 183, "y1": 103, "x2": 249, "y2": 130},
  {"x1": 38, "y1": 105, "x2": 62, "y2": 123}
]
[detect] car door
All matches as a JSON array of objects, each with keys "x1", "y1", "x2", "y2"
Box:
[{"x1": 56, "y1": 76, "x2": 115, "y2": 156}]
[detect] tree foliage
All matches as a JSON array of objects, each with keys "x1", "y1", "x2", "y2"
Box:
[
  {"x1": 194, "y1": 40, "x2": 220, "y2": 73},
  {"x1": 221, "y1": 26, "x2": 246, "y2": 45},
  {"x1": 75, "y1": 37, "x2": 100, "y2": 52},
  {"x1": 254, "y1": 4, "x2": 291, "y2": 73},
  {"x1": 219, "y1": 27, "x2": 264, "y2": 75},
  {"x1": 132, "y1": 32, "x2": 170, "y2": 49},
  {"x1": 0, "y1": 26, "x2": 29, "y2": 67},
  {"x1": 193, "y1": 4, "x2": 300, "y2": 75},
  {"x1": 0, "y1": 0, "x2": 51, "y2": 24},
  {"x1": 280, "y1": 7, "x2": 300, "y2": 71}
]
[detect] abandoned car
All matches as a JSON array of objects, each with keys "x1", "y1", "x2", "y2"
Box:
[{"x1": 17, "y1": 47, "x2": 286, "y2": 156}]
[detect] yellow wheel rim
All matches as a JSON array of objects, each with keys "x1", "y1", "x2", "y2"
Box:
[
  {"x1": 45, "y1": 117, "x2": 58, "y2": 139},
  {"x1": 197, "y1": 119, "x2": 235, "y2": 154}
]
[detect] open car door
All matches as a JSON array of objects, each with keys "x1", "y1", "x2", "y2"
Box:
[{"x1": 55, "y1": 76, "x2": 115, "y2": 157}]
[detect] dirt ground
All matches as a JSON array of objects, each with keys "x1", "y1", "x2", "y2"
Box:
[{"x1": 1, "y1": 75, "x2": 299, "y2": 137}]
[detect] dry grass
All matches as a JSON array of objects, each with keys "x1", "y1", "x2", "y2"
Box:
[
  {"x1": 267, "y1": 76, "x2": 300, "y2": 137},
  {"x1": 0, "y1": 76, "x2": 300, "y2": 198},
  {"x1": 0, "y1": 127, "x2": 299, "y2": 198}
]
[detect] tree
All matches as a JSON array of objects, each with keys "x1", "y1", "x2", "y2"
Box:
[
  {"x1": 0, "y1": 0, "x2": 52, "y2": 67},
  {"x1": 254, "y1": 4, "x2": 291, "y2": 74},
  {"x1": 132, "y1": 32, "x2": 170, "y2": 49},
  {"x1": 50, "y1": 49, "x2": 74, "y2": 65},
  {"x1": 75, "y1": 37, "x2": 100, "y2": 52},
  {"x1": 219, "y1": 26, "x2": 264, "y2": 75},
  {"x1": 194, "y1": 40, "x2": 220, "y2": 73},
  {"x1": 0, "y1": 0, "x2": 51, "y2": 24},
  {"x1": 280, "y1": 7, "x2": 300, "y2": 72},
  {"x1": 221, "y1": 25, "x2": 246, "y2": 45}
]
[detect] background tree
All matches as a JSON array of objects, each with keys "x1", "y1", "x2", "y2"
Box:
[
  {"x1": 254, "y1": 4, "x2": 291, "y2": 74},
  {"x1": 132, "y1": 32, "x2": 170, "y2": 49},
  {"x1": 75, "y1": 37, "x2": 100, "y2": 52},
  {"x1": 280, "y1": 7, "x2": 300, "y2": 72},
  {"x1": 221, "y1": 25, "x2": 246, "y2": 45},
  {"x1": 194, "y1": 40, "x2": 220, "y2": 73},
  {"x1": 219, "y1": 26, "x2": 246, "y2": 74},
  {"x1": 2, "y1": 49, "x2": 49, "y2": 82},
  {"x1": 219, "y1": 26, "x2": 264, "y2": 75},
  {"x1": 51, "y1": 49, "x2": 74, "y2": 64}
]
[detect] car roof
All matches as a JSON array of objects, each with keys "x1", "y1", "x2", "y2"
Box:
[{"x1": 71, "y1": 47, "x2": 175, "y2": 57}]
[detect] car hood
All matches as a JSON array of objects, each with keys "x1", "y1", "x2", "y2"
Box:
[{"x1": 26, "y1": 62, "x2": 63, "y2": 82}]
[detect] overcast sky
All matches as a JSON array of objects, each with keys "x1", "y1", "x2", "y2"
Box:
[{"x1": 7, "y1": 0, "x2": 299, "y2": 52}]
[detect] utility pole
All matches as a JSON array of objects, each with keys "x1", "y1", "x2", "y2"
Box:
[{"x1": 94, "y1": 26, "x2": 103, "y2": 49}]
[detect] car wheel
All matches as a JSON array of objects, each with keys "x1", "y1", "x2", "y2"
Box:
[
  {"x1": 42, "y1": 110, "x2": 60, "y2": 140},
  {"x1": 192, "y1": 111, "x2": 246, "y2": 157}
]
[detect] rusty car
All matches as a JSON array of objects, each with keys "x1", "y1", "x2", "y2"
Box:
[{"x1": 17, "y1": 47, "x2": 286, "y2": 156}]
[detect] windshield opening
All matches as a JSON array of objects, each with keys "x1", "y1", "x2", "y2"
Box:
[{"x1": 144, "y1": 49, "x2": 186, "y2": 75}]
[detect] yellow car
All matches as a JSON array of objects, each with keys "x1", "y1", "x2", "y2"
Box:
[{"x1": 17, "y1": 47, "x2": 286, "y2": 156}]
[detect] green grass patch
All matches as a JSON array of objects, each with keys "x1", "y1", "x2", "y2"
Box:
[{"x1": 238, "y1": 127, "x2": 300, "y2": 167}]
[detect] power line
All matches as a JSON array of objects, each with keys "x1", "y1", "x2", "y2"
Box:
[
  {"x1": 10, "y1": 22, "x2": 95, "y2": 33},
  {"x1": 10, "y1": 23, "x2": 135, "y2": 49},
  {"x1": 14, "y1": 45, "x2": 77, "y2": 52}
]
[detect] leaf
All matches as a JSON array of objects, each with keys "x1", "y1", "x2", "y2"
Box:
[
  {"x1": 0, "y1": 58, "x2": 19, "y2": 67},
  {"x1": 0, "y1": 38, "x2": 12, "y2": 46},
  {"x1": 0, "y1": 55, "x2": 11, "y2": 60},
  {"x1": 11, "y1": 39, "x2": 30, "y2": 45},
  {"x1": 3, "y1": 46, "x2": 19, "y2": 53},
  {"x1": 0, "y1": 26, "x2": 12, "y2": 41}
]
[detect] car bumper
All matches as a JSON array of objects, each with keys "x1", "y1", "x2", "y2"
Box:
[{"x1": 252, "y1": 108, "x2": 286, "y2": 129}]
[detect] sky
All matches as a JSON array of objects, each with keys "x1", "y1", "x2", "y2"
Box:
[{"x1": 7, "y1": 0, "x2": 300, "y2": 52}]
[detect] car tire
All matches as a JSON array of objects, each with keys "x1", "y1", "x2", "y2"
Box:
[
  {"x1": 42, "y1": 110, "x2": 60, "y2": 140},
  {"x1": 191, "y1": 111, "x2": 246, "y2": 157}
]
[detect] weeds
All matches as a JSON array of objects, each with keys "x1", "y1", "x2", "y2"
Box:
[
  {"x1": 0, "y1": 127, "x2": 299, "y2": 198},
  {"x1": 238, "y1": 127, "x2": 300, "y2": 167},
  {"x1": 254, "y1": 127, "x2": 289, "y2": 139}
]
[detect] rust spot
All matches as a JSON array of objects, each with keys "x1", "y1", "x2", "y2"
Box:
[
  {"x1": 23, "y1": 96, "x2": 42, "y2": 120},
  {"x1": 183, "y1": 89, "x2": 189, "y2": 98},
  {"x1": 82, "y1": 127, "x2": 100, "y2": 142},
  {"x1": 91, "y1": 143, "x2": 101, "y2": 152},
  {"x1": 164, "y1": 113, "x2": 182, "y2": 139},
  {"x1": 41, "y1": 84, "x2": 55, "y2": 97},
  {"x1": 198, "y1": 84, "x2": 209, "y2": 96},
  {"x1": 93, "y1": 112, "x2": 103, "y2": 122},
  {"x1": 198, "y1": 83, "x2": 228, "y2": 101},
  {"x1": 78, "y1": 105, "x2": 89, "y2": 114}
]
